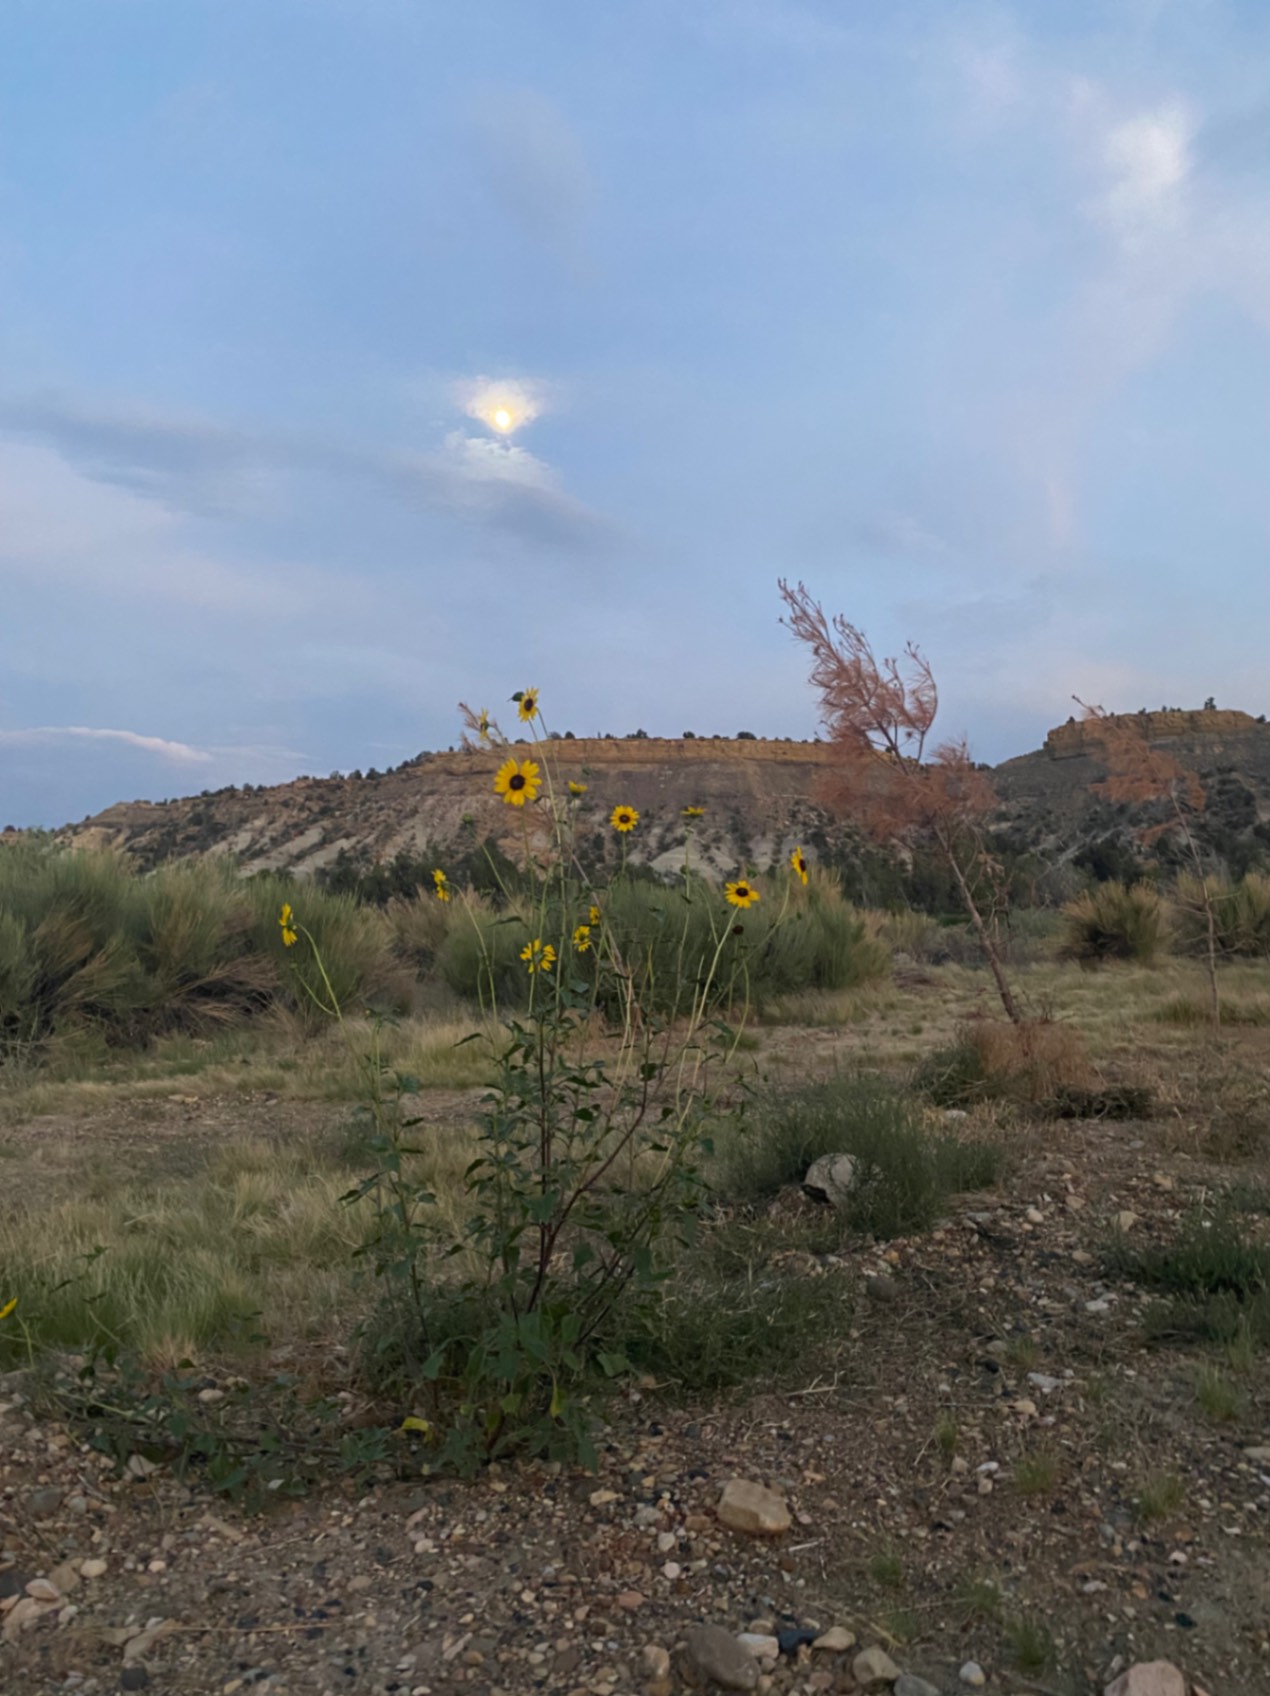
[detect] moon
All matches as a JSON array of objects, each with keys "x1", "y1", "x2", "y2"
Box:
[{"x1": 492, "y1": 406, "x2": 514, "y2": 432}]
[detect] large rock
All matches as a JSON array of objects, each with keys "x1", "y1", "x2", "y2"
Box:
[
  {"x1": 853, "y1": 1645, "x2": 902, "y2": 1684},
  {"x1": 682, "y1": 1625, "x2": 760, "y2": 1690},
  {"x1": 803, "y1": 1153, "x2": 859, "y2": 1207},
  {"x1": 1103, "y1": 1664, "x2": 1187, "y2": 1696},
  {"x1": 716, "y1": 1479, "x2": 791, "y2": 1536}
]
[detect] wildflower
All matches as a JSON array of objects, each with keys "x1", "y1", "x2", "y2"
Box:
[
  {"x1": 725, "y1": 880, "x2": 760, "y2": 910},
  {"x1": 572, "y1": 924, "x2": 592, "y2": 953},
  {"x1": 790, "y1": 846, "x2": 809, "y2": 886},
  {"x1": 516, "y1": 688, "x2": 540, "y2": 723},
  {"x1": 568, "y1": 781, "x2": 588, "y2": 796},
  {"x1": 682, "y1": 805, "x2": 705, "y2": 819},
  {"x1": 611, "y1": 804, "x2": 639, "y2": 832},
  {"x1": 432, "y1": 868, "x2": 450, "y2": 903},
  {"x1": 0, "y1": 1297, "x2": 16, "y2": 1320},
  {"x1": 279, "y1": 903, "x2": 298, "y2": 947},
  {"x1": 494, "y1": 756, "x2": 541, "y2": 807},
  {"x1": 477, "y1": 708, "x2": 491, "y2": 743},
  {"x1": 520, "y1": 938, "x2": 557, "y2": 974},
  {"x1": 588, "y1": 904, "x2": 601, "y2": 925}
]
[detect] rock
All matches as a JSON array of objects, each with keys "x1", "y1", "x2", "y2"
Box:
[
  {"x1": 1028, "y1": 1372, "x2": 1062, "y2": 1393},
  {"x1": 1243, "y1": 1445, "x2": 1270, "y2": 1463},
  {"x1": 737, "y1": 1634, "x2": 780, "y2": 1661},
  {"x1": 80, "y1": 1559, "x2": 108, "y2": 1579},
  {"x1": 853, "y1": 1646, "x2": 902, "y2": 1684},
  {"x1": 866, "y1": 1275, "x2": 899, "y2": 1303},
  {"x1": 24, "y1": 1577, "x2": 62, "y2": 1602},
  {"x1": 125, "y1": 1454, "x2": 160, "y2": 1481},
  {"x1": 641, "y1": 1644, "x2": 671, "y2": 1680},
  {"x1": 1117, "y1": 1211, "x2": 1138, "y2": 1232},
  {"x1": 959, "y1": 1663, "x2": 986, "y2": 1688},
  {"x1": 895, "y1": 1679, "x2": 942, "y2": 1696},
  {"x1": 803, "y1": 1153, "x2": 859, "y2": 1207},
  {"x1": 121, "y1": 1670, "x2": 151, "y2": 1691},
  {"x1": 3, "y1": 1595, "x2": 55, "y2": 1642},
  {"x1": 776, "y1": 1626, "x2": 819, "y2": 1655},
  {"x1": 27, "y1": 1486, "x2": 63, "y2": 1517},
  {"x1": 47, "y1": 1563, "x2": 80, "y2": 1593},
  {"x1": 812, "y1": 1627, "x2": 855, "y2": 1652},
  {"x1": 716, "y1": 1479, "x2": 791, "y2": 1536},
  {"x1": 0, "y1": 1568, "x2": 31, "y2": 1599},
  {"x1": 1103, "y1": 1663, "x2": 1187, "y2": 1696},
  {"x1": 683, "y1": 1624, "x2": 760, "y2": 1690}
]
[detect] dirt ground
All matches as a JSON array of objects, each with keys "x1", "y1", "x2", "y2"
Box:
[{"x1": 2, "y1": 1010, "x2": 1269, "y2": 1696}]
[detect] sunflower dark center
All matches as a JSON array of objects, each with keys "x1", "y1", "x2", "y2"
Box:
[{"x1": 510, "y1": 773, "x2": 526, "y2": 790}]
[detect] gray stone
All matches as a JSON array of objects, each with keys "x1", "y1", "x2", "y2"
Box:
[
  {"x1": 1103, "y1": 1664, "x2": 1187, "y2": 1696},
  {"x1": 121, "y1": 1670, "x2": 151, "y2": 1692},
  {"x1": 853, "y1": 1645, "x2": 902, "y2": 1684},
  {"x1": 803, "y1": 1153, "x2": 859, "y2": 1207},
  {"x1": 959, "y1": 1663, "x2": 986, "y2": 1688},
  {"x1": 896, "y1": 1678, "x2": 943, "y2": 1696},
  {"x1": 27, "y1": 1486, "x2": 63, "y2": 1518},
  {"x1": 683, "y1": 1625, "x2": 760, "y2": 1690}
]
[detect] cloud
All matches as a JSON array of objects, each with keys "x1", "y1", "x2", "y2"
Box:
[
  {"x1": 0, "y1": 391, "x2": 613, "y2": 554},
  {"x1": 0, "y1": 725, "x2": 214, "y2": 764},
  {"x1": 1096, "y1": 101, "x2": 1194, "y2": 241},
  {"x1": 455, "y1": 374, "x2": 551, "y2": 434},
  {"x1": 467, "y1": 87, "x2": 595, "y2": 265}
]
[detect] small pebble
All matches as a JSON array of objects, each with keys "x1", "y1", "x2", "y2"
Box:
[{"x1": 960, "y1": 1662, "x2": 987, "y2": 1687}]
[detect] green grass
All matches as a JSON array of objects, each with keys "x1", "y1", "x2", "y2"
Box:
[
  {"x1": 711, "y1": 1072, "x2": 1003, "y2": 1239},
  {"x1": 1194, "y1": 1364, "x2": 1244, "y2": 1421},
  {"x1": 1013, "y1": 1450, "x2": 1061, "y2": 1496},
  {"x1": 868, "y1": 1551, "x2": 905, "y2": 1589},
  {"x1": 1136, "y1": 1472, "x2": 1185, "y2": 1523},
  {"x1": 1004, "y1": 1613, "x2": 1055, "y2": 1676}
]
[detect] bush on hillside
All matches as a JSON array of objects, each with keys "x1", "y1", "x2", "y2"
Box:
[
  {"x1": 915, "y1": 1018, "x2": 1091, "y2": 1109},
  {"x1": 1172, "y1": 872, "x2": 1270, "y2": 959}
]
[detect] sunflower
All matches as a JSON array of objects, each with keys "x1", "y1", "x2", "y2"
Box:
[
  {"x1": 494, "y1": 757, "x2": 541, "y2": 807},
  {"x1": 790, "y1": 846, "x2": 809, "y2": 886},
  {"x1": 517, "y1": 688, "x2": 540, "y2": 723},
  {"x1": 568, "y1": 781, "x2": 588, "y2": 796},
  {"x1": 588, "y1": 904, "x2": 601, "y2": 925},
  {"x1": 477, "y1": 708, "x2": 491, "y2": 744},
  {"x1": 279, "y1": 903, "x2": 298, "y2": 947},
  {"x1": 682, "y1": 805, "x2": 705, "y2": 819},
  {"x1": 724, "y1": 880, "x2": 760, "y2": 910},
  {"x1": 0, "y1": 1297, "x2": 16, "y2": 1320},
  {"x1": 610, "y1": 804, "x2": 639, "y2": 832},
  {"x1": 432, "y1": 868, "x2": 450, "y2": 903},
  {"x1": 572, "y1": 924, "x2": 592, "y2": 953},
  {"x1": 520, "y1": 938, "x2": 557, "y2": 974}
]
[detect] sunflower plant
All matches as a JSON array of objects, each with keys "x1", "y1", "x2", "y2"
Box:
[{"x1": 331, "y1": 690, "x2": 809, "y2": 1474}]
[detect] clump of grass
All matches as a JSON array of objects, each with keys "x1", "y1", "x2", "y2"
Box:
[
  {"x1": 1004, "y1": 1613, "x2": 1055, "y2": 1675},
  {"x1": 956, "y1": 1576, "x2": 1002, "y2": 1623},
  {"x1": 935, "y1": 1411, "x2": 959, "y2": 1459},
  {"x1": 1154, "y1": 993, "x2": 1270, "y2": 1027},
  {"x1": 1111, "y1": 1209, "x2": 1270, "y2": 1351},
  {"x1": 1013, "y1": 1450, "x2": 1060, "y2": 1496},
  {"x1": 612, "y1": 1230, "x2": 854, "y2": 1394},
  {"x1": 1194, "y1": 1364, "x2": 1244, "y2": 1421},
  {"x1": 914, "y1": 1017, "x2": 1089, "y2": 1109},
  {"x1": 1060, "y1": 880, "x2": 1167, "y2": 965},
  {"x1": 1136, "y1": 1471, "x2": 1185, "y2": 1522},
  {"x1": 1005, "y1": 1335, "x2": 1039, "y2": 1371},
  {"x1": 868, "y1": 1551, "x2": 905, "y2": 1589},
  {"x1": 712, "y1": 1073, "x2": 1003, "y2": 1238}
]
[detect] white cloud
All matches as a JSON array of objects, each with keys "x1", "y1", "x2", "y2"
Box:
[
  {"x1": 0, "y1": 725, "x2": 213, "y2": 764},
  {"x1": 1098, "y1": 102, "x2": 1194, "y2": 238}
]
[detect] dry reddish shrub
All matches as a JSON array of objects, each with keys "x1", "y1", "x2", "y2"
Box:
[{"x1": 918, "y1": 1017, "x2": 1091, "y2": 1107}]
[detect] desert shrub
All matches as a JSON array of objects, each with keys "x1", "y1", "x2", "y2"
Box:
[
  {"x1": 438, "y1": 873, "x2": 889, "y2": 1015},
  {"x1": 1107, "y1": 1209, "x2": 1270, "y2": 1350},
  {"x1": 713, "y1": 1073, "x2": 1003, "y2": 1238},
  {"x1": 1154, "y1": 992, "x2": 1270, "y2": 1028},
  {"x1": 1060, "y1": 880, "x2": 1167, "y2": 965},
  {"x1": 0, "y1": 844, "x2": 407, "y2": 1058},
  {"x1": 384, "y1": 890, "x2": 453, "y2": 971},
  {"x1": 1172, "y1": 871, "x2": 1270, "y2": 959},
  {"x1": 914, "y1": 1018, "x2": 1090, "y2": 1109}
]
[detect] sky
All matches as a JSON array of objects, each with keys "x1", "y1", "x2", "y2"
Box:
[{"x1": 4, "y1": 0, "x2": 1270, "y2": 827}]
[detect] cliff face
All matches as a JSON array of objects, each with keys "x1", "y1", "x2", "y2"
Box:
[
  {"x1": 50, "y1": 712, "x2": 1270, "y2": 880},
  {"x1": 59, "y1": 739, "x2": 847, "y2": 880}
]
